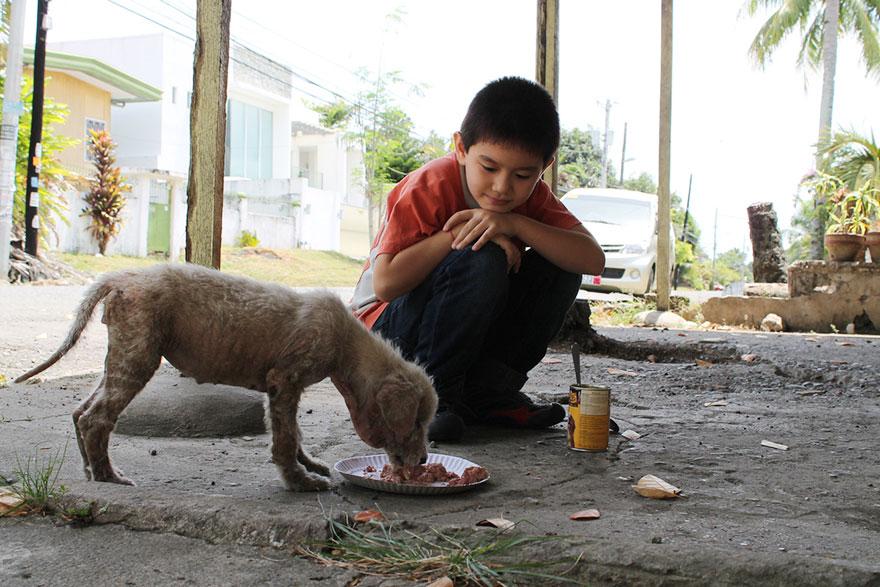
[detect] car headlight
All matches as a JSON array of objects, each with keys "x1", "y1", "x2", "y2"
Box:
[{"x1": 621, "y1": 244, "x2": 647, "y2": 255}]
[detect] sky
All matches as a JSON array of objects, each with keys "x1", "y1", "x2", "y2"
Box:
[{"x1": 23, "y1": 0, "x2": 880, "y2": 256}]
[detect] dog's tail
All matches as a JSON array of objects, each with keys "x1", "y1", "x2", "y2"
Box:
[{"x1": 15, "y1": 276, "x2": 118, "y2": 383}]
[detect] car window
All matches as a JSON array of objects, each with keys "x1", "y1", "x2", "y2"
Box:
[{"x1": 565, "y1": 196, "x2": 652, "y2": 226}]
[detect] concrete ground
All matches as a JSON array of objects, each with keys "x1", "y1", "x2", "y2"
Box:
[{"x1": 1, "y1": 284, "x2": 879, "y2": 586}]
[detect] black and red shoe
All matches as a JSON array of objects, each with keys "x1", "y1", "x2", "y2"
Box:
[{"x1": 479, "y1": 392, "x2": 566, "y2": 429}]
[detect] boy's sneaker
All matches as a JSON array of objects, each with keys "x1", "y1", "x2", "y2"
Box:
[
  {"x1": 428, "y1": 407, "x2": 465, "y2": 442},
  {"x1": 479, "y1": 391, "x2": 566, "y2": 429}
]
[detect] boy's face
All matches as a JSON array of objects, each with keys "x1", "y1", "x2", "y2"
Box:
[{"x1": 453, "y1": 132, "x2": 552, "y2": 213}]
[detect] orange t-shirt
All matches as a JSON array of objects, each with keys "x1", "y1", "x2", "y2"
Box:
[{"x1": 350, "y1": 153, "x2": 581, "y2": 328}]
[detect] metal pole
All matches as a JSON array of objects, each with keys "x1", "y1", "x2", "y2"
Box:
[
  {"x1": 681, "y1": 173, "x2": 692, "y2": 242},
  {"x1": 24, "y1": 0, "x2": 49, "y2": 256},
  {"x1": 656, "y1": 0, "x2": 673, "y2": 310},
  {"x1": 600, "y1": 99, "x2": 610, "y2": 188},
  {"x1": 619, "y1": 121, "x2": 627, "y2": 184},
  {"x1": 0, "y1": 0, "x2": 27, "y2": 279}
]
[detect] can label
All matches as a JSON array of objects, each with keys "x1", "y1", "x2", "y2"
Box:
[{"x1": 568, "y1": 385, "x2": 610, "y2": 452}]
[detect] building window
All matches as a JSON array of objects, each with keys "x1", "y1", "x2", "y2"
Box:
[
  {"x1": 224, "y1": 99, "x2": 273, "y2": 179},
  {"x1": 84, "y1": 118, "x2": 106, "y2": 162}
]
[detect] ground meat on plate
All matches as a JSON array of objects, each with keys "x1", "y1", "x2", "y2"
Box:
[{"x1": 372, "y1": 463, "x2": 488, "y2": 485}]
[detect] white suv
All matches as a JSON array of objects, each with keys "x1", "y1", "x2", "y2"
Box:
[{"x1": 561, "y1": 188, "x2": 675, "y2": 295}]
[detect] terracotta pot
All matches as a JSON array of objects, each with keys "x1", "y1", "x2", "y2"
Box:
[
  {"x1": 866, "y1": 231, "x2": 880, "y2": 263},
  {"x1": 824, "y1": 233, "x2": 866, "y2": 262}
]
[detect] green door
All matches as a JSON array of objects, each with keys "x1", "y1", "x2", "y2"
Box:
[{"x1": 147, "y1": 181, "x2": 171, "y2": 255}]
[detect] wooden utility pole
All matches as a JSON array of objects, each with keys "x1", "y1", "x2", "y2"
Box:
[
  {"x1": 185, "y1": 0, "x2": 230, "y2": 269},
  {"x1": 23, "y1": 0, "x2": 50, "y2": 257},
  {"x1": 656, "y1": 0, "x2": 673, "y2": 310},
  {"x1": 535, "y1": 0, "x2": 559, "y2": 195}
]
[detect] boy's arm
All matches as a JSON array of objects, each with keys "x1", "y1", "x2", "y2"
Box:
[
  {"x1": 372, "y1": 230, "x2": 455, "y2": 302},
  {"x1": 444, "y1": 209, "x2": 604, "y2": 276}
]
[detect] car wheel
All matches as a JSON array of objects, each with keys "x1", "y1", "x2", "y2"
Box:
[{"x1": 645, "y1": 265, "x2": 656, "y2": 294}]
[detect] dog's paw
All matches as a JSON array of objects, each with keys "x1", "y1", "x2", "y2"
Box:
[
  {"x1": 287, "y1": 471, "x2": 331, "y2": 492},
  {"x1": 303, "y1": 459, "x2": 331, "y2": 477}
]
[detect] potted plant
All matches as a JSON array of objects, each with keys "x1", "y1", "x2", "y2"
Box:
[
  {"x1": 824, "y1": 189, "x2": 874, "y2": 261},
  {"x1": 820, "y1": 130, "x2": 880, "y2": 262}
]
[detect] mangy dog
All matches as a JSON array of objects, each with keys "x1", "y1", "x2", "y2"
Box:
[{"x1": 15, "y1": 264, "x2": 437, "y2": 491}]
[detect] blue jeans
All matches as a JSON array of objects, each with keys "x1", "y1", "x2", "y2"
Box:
[{"x1": 372, "y1": 243, "x2": 581, "y2": 409}]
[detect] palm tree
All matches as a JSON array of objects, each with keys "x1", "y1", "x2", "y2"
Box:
[{"x1": 745, "y1": 0, "x2": 880, "y2": 257}]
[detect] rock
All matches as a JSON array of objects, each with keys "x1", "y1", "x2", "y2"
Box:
[
  {"x1": 633, "y1": 310, "x2": 696, "y2": 328},
  {"x1": 761, "y1": 313, "x2": 784, "y2": 332},
  {"x1": 744, "y1": 283, "x2": 789, "y2": 298},
  {"x1": 846, "y1": 323, "x2": 856, "y2": 335}
]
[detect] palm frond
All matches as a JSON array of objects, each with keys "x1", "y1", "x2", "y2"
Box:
[
  {"x1": 846, "y1": 0, "x2": 880, "y2": 76},
  {"x1": 746, "y1": 0, "x2": 815, "y2": 67}
]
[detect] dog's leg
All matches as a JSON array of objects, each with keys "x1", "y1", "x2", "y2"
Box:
[
  {"x1": 297, "y1": 439, "x2": 330, "y2": 477},
  {"x1": 267, "y1": 385, "x2": 329, "y2": 491},
  {"x1": 78, "y1": 332, "x2": 161, "y2": 486},
  {"x1": 72, "y1": 381, "x2": 101, "y2": 480}
]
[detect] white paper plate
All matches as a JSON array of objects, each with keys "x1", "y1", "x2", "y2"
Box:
[{"x1": 334, "y1": 453, "x2": 490, "y2": 495}]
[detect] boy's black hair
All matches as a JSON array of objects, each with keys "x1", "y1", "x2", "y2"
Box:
[{"x1": 459, "y1": 76, "x2": 560, "y2": 163}]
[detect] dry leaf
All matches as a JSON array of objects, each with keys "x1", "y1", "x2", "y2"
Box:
[
  {"x1": 0, "y1": 489, "x2": 24, "y2": 515},
  {"x1": 761, "y1": 440, "x2": 788, "y2": 451},
  {"x1": 695, "y1": 359, "x2": 713, "y2": 367},
  {"x1": 569, "y1": 509, "x2": 601, "y2": 521},
  {"x1": 426, "y1": 578, "x2": 454, "y2": 587},
  {"x1": 353, "y1": 509, "x2": 384, "y2": 523},
  {"x1": 632, "y1": 475, "x2": 681, "y2": 499},
  {"x1": 647, "y1": 354, "x2": 657, "y2": 363},
  {"x1": 541, "y1": 357, "x2": 562, "y2": 364},
  {"x1": 607, "y1": 367, "x2": 638, "y2": 377},
  {"x1": 836, "y1": 341, "x2": 855, "y2": 347},
  {"x1": 476, "y1": 518, "x2": 515, "y2": 531},
  {"x1": 740, "y1": 354, "x2": 758, "y2": 363},
  {"x1": 621, "y1": 429, "x2": 641, "y2": 440},
  {"x1": 704, "y1": 399, "x2": 728, "y2": 407},
  {"x1": 677, "y1": 332, "x2": 687, "y2": 337},
  {"x1": 804, "y1": 337, "x2": 817, "y2": 342}
]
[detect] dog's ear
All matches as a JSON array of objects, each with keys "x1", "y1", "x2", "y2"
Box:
[{"x1": 376, "y1": 377, "x2": 419, "y2": 443}]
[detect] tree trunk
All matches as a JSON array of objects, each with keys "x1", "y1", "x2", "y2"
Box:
[
  {"x1": 185, "y1": 0, "x2": 230, "y2": 269},
  {"x1": 811, "y1": 0, "x2": 840, "y2": 259},
  {"x1": 747, "y1": 202, "x2": 787, "y2": 283}
]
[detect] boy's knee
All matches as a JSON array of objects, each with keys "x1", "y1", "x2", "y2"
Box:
[{"x1": 453, "y1": 243, "x2": 508, "y2": 282}]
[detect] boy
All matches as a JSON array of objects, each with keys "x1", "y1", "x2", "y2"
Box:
[{"x1": 350, "y1": 76, "x2": 605, "y2": 441}]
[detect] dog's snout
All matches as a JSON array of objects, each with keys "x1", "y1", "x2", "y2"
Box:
[{"x1": 419, "y1": 454, "x2": 427, "y2": 465}]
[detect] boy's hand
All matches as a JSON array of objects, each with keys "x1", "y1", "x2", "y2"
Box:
[
  {"x1": 491, "y1": 234, "x2": 521, "y2": 273},
  {"x1": 443, "y1": 209, "x2": 516, "y2": 251}
]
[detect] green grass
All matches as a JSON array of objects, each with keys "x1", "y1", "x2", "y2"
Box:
[
  {"x1": 297, "y1": 515, "x2": 583, "y2": 586},
  {"x1": 2, "y1": 443, "x2": 69, "y2": 516},
  {"x1": 55, "y1": 246, "x2": 364, "y2": 288}
]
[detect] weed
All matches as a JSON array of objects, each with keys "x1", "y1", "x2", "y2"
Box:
[
  {"x1": 3, "y1": 442, "x2": 69, "y2": 516},
  {"x1": 297, "y1": 514, "x2": 583, "y2": 586}
]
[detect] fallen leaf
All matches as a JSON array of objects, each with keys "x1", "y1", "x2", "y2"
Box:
[
  {"x1": 632, "y1": 475, "x2": 681, "y2": 499},
  {"x1": 647, "y1": 354, "x2": 657, "y2": 363},
  {"x1": 677, "y1": 332, "x2": 687, "y2": 337},
  {"x1": 704, "y1": 399, "x2": 728, "y2": 407},
  {"x1": 569, "y1": 509, "x2": 601, "y2": 521},
  {"x1": 695, "y1": 359, "x2": 713, "y2": 367},
  {"x1": 0, "y1": 373, "x2": 7, "y2": 388},
  {"x1": 353, "y1": 509, "x2": 384, "y2": 523},
  {"x1": 426, "y1": 578, "x2": 453, "y2": 587},
  {"x1": 829, "y1": 360, "x2": 848, "y2": 365},
  {"x1": 740, "y1": 354, "x2": 758, "y2": 363},
  {"x1": 476, "y1": 518, "x2": 515, "y2": 531},
  {"x1": 621, "y1": 429, "x2": 641, "y2": 440},
  {"x1": 836, "y1": 341, "x2": 855, "y2": 347},
  {"x1": 607, "y1": 367, "x2": 639, "y2": 377},
  {"x1": 541, "y1": 357, "x2": 562, "y2": 364},
  {"x1": 761, "y1": 440, "x2": 788, "y2": 451},
  {"x1": 804, "y1": 337, "x2": 818, "y2": 342},
  {"x1": 798, "y1": 389, "x2": 827, "y2": 396},
  {"x1": 0, "y1": 489, "x2": 24, "y2": 515}
]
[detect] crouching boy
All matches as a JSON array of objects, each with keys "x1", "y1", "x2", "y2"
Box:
[{"x1": 351, "y1": 76, "x2": 605, "y2": 441}]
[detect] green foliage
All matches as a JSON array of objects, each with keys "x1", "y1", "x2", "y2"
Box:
[
  {"x1": 311, "y1": 100, "x2": 352, "y2": 130},
  {"x1": 745, "y1": 0, "x2": 880, "y2": 74},
  {"x1": 236, "y1": 229, "x2": 260, "y2": 248},
  {"x1": 826, "y1": 189, "x2": 878, "y2": 234},
  {"x1": 5, "y1": 443, "x2": 68, "y2": 516},
  {"x1": 82, "y1": 130, "x2": 130, "y2": 254},
  {"x1": 8, "y1": 76, "x2": 79, "y2": 247},
  {"x1": 557, "y1": 127, "x2": 603, "y2": 194},
  {"x1": 619, "y1": 172, "x2": 657, "y2": 195}
]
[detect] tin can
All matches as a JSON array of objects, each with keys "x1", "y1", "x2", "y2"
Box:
[{"x1": 567, "y1": 384, "x2": 610, "y2": 452}]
